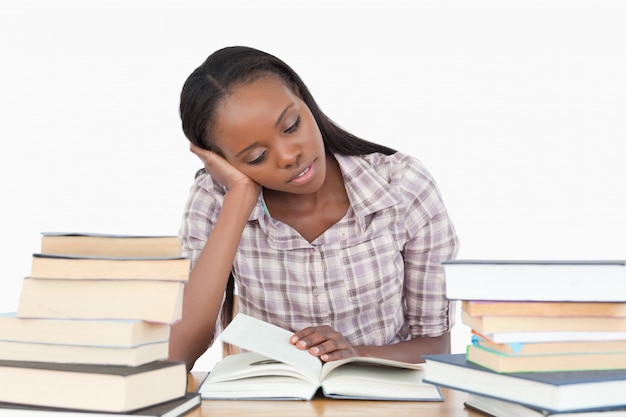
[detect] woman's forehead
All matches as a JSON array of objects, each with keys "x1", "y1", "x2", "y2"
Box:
[{"x1": 211, "y1": 77, "x2": 300, "y2": 149}]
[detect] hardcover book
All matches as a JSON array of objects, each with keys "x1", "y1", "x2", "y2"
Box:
[
  {"x1": 423, "y1": 353, "x2": 626, "y2": 413},
  {"x1": 466, "y1": 343, "x2": 626, "y2": 373},
  {"x1": 0, "y1": 360, "x2": 187, "y2": 413},
  {"x1": 0, "y1": 339, "x2": 168, "y2": 367},
  {"x1": 443, "y1": 260, "x2": 626, "y2": 302},
  {"x1": 0, "y1": 313, "x2": 170, "y2": 347},
  {"x1": 471, "y1": 333, "x2": 626, "y2": 356},
  {"x1": 17, "y1": 278, "x2": 184, "y2": 323},
  {"x1": 200, "y1": 313, "x2": 443, "y2": 401},
  {"x1": 30, "y1": 253, "x2": 190, "y2": 282},
  {"x1": 40, "y1": 232, "x2": 182, "y2": 258},
  {"x1": 465, "y1": 393, "x2": 626, "y2": 417},
  {"x1": 462, "y1": 300, "x2": 626, "y2": 318},
  {"x1": 0, "y1": 392, "x2": 200, "y2": 417}
]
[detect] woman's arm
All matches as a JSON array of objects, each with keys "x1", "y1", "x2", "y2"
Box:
[{"x1": 169, "y1": 145, "x2": 259, "y2": 371}]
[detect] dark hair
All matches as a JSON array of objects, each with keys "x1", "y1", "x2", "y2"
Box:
[
  {"x1": 179, "y1": 46, "x2": 397, "y2": 331},
  {"x1": 180, "y1": 45, "x2": 396, "y2": 156}
]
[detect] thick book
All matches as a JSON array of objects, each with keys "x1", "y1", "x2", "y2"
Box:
[
  {"x1": 0, "y1": 392, "x2": 200, "y2": 417},
  {"x1": 443, "y1": 259, "x2": 626, "y2": 301},
  {"x1": 200, "y1": 313, "x2": 443, "y2": 401},
  {"x1": 471, "y1": 333, "x2": 626, "y2": 356},
  {"x1": 462, "y1": 300, "x2": 626, "y2": 318},
  {"x1": 0, "y1": 339, "x2": 168, "y2": 367},
  {"x1": 466, "y1": 343, "x2": 626, "y2": 373},
  {"x1": 423, "y1": 353, "x2": 626, "y2": 413},
  {"x1": 0, "y1": 360, "x2": 188, "y2": 413},
  {"x1": 0, "y1": 312, "x2": 170, "y2": 347},
  {"x1": 40, "y1": 232, "x2": 182, "y2": 258},
  {"x1": 30, "y1": 254, "x2": 190, "y2": 282},
  {"x1": 462, "y1": 310, "x2": 626, "y2": 333},
  {"x1": 465, "y1": 393, "x2": 626, "y2": 417},
  {"x1": 17, "y1": 278, "x2": 184, "y2": 323}
]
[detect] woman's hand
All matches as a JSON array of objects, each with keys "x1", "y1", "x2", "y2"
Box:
[
  {"x1": 290, "y1": 326, "x2": 360, "y2": 362},
  {"x1": 190, "y1": 143, "x2": 258, "y2": 192}
]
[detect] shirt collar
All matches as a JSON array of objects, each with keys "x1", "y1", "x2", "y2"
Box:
[
  {"x1": 334, "y1": 153, "x2": 401, "y2": 219},
  {"x1": 250, "y1": 153, "x2": 402, "y2": 230}
]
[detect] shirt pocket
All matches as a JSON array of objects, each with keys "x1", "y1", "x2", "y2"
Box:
[{"x1": 340, "y1": 234, "x2": 404, "y2": 309}]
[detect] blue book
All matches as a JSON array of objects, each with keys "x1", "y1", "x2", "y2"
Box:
[{"x1": 423, "y1": 353, "x2": 626, "y2": 414}]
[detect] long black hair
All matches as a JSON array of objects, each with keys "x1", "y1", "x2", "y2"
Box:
[
  {"x1": 179, "y1": 46, "x2": 397, "y2": 331},
  {"x1": 180, "y1": 45, "x2": 396, "y2": 156}
]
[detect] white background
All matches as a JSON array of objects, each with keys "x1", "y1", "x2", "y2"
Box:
[{"x1": 1, "y1": 0, "x2": 625, "y2": 371}]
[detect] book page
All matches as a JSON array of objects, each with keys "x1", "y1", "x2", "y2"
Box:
[
  {"x1": 206, "y1": 351, "x2": 317, "y2": 383},
  {"x1": 219, "y1": 314, "x2": 322, "y2": 383},
  {"x1": 320, "y1": 356, "x2": 424, "y2": 380},
  {"x1": 321, "y1": 364, "x2": 442, "y2": 400}
]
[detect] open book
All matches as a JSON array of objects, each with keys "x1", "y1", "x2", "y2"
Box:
[{"x1": 199, "y1": 313, "x2": 443, "y2": 401}]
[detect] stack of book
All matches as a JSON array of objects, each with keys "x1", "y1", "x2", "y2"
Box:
[
  {"x1": 0, "y1": 232, "x2": 201, "y2": 416},
  {"x1": 423, "y1": 259, "x2": 626, "y2": 416}
]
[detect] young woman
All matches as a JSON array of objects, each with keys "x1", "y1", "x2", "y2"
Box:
[{"x1": 170, "y1": 46, "x2": 459, "y2": 370}]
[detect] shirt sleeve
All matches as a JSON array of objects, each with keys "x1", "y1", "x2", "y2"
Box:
[
  {"x1": 178, "y1": 172, "x2": 224, "y2": 268},
  {"x1": 400, "y1": 158, "x2": 459, "y2": 338},
  {"x1": 178, "y1": 172, "x2": 228, "y2": 343}
]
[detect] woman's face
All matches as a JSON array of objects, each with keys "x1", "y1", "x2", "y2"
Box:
[{"x1": 210, "y1": 75, "x2": 327, "y2": 194}]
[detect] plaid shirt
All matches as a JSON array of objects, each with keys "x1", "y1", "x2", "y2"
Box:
[{"x1": 180, "y1": 151, "x2": 459, "y2": 346}]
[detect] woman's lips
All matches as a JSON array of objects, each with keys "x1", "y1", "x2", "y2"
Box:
[{"x1": 289, "y1": 161, "x2": 315, "y2": 185}]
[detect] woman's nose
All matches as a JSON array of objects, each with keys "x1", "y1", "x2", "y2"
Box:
[{"x1": 275, "y1": 141, "x2": 301, "y2": 168}]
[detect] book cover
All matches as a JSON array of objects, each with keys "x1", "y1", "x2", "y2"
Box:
[{"x1": 423, "y1": 353, "x2": 626, "y2": 413}]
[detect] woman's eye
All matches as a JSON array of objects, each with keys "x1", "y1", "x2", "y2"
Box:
[
  {"x1": 284, "y1": 116, "x2": 301, "y2": 134},
  {"x1": 247, "y1": 151, "x2": 267, "y2": 166}
]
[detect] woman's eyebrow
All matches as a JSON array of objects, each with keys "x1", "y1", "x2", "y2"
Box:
[
  {"x1": 235, "y1": 103, "x2": 295, "y2": 157},
  {"x1": 235, "y1": 141, "x2": 260, "y2": 157},
  {"x1": 274, "y1": 103, "x2": 294, "y2": 128}
]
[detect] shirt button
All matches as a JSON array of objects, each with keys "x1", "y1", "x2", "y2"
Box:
[{"x1": 313, "y1": 288, "x2": 320, "y2": 297}]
